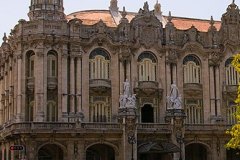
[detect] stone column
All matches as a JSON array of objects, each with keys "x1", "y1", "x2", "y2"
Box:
[
  {"x1": 215, "y1": 66, "x2": 221, "y2": 116},
  {"x1": 81, "y1": 54, "x2": 89, "y2": 121},
  {"x1": 77, "y1": 139, "x2": 86, "y2": 160},
  {"x1": 111, "y1": 53, "x2": 119, "y2": 121},
  {"x1": 76, "y1": 56, "x2": 82, "y2": 113},
  {"x1": 69, "y1": 55, "x2": 75, "y2": 116},
  {"x1": 16, "y1": 54, "x2": 22, "y2": 122},
  {"x1": 67, "y1": 141, "x2": 74, "y2": 160},
  {"x1": 61, "y1": 52, "x2": 68, "y2": 122},
  {"x1": 172, "y1": 63, "x2": 177, "y2": 83},
  {"x1": 209, "y1": 66, "x2": 215, "y2": 118},
  {"x1": 119, "y1": 59, "x2": 125, "y2": 95},
  {"x1": 35, "y1": 51, "x2": 45, "y2": 122}
]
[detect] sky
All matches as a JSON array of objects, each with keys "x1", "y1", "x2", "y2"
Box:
[{"x1": 0, "y1": 0, "x2": 238, "y2": 43}]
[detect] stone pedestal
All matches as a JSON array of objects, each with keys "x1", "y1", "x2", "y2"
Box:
[
  {"x1": 165, "y1": 109, "x2": 186, "y2": 160},
  {"x1": 118, "y1": 107, "x2": 137, "y2": 160}
]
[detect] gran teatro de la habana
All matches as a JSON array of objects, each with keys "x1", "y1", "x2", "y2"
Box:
[{"x1": 0, "y1": 0, "x2": 240, "y2": 159}]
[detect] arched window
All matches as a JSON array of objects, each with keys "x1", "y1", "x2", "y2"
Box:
[
  {"x1": 183, "y1": 55, "x2": 201, "y2": 84},
  {"x1": 185, "y1": 99, "x2": 203, "y2": 124},
  {"x1": 138, "y1": 52, "x2": 157, "y2": 81},
  {"x1": 226, "y1": 100, "x2": 237, "y2": 124},
  {"x1": 47, "y1": 101, "x2": 57, "y2": 122},
  {"x1": 225, "y1": 58, "x2": 240, "y2": 85},
  {"x1": 90, "y1": 96, "x2": 111, "y2": 122},
  {"x1": 89, "y1": 49, "x2": 110, "y2": 80},
  {"x1": 47, "y1": 52, "x2": 57, "y2": 77}
]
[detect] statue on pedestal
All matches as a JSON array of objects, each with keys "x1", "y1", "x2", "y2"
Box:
[
  {"x1": 167, "y1": 82, "x2": 182, "y2": 109},
  {"x1": 119, "y1": 79, "x2": 136, "y2": 108}
]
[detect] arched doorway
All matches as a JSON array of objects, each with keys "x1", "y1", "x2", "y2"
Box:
[
  {"x1": 38, "y1": 144, "x2": 63, "y2": 160},
  {"x1": 86, "y1": 144, "x2": 115, "y2": 160},
  {"x1": 227, "y1": 149, "x2": 240, "y2": 160},
  {"x1": 141, "y1": 104, "x2": 154, "y2": 123},
  {"x1": 185, "y1": 143, "x2": 208, "y2": 160}
]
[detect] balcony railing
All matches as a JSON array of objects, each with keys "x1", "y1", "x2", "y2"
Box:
[
  {"x1": 137, "y1": 81, "x2": 159, "y2": 89},
  {"x1": 137, "y1": 123, "x2": 171, "y2": 133},
  {"x1": 185, "y1": 124, "x2": 232, "y2": 132},
  {"x1": 89, "y1": 79, "x2": 111, "y2": 88},
  {"x1": 27, "y1": 77, "x2": 35, "y2": 91},
  {"x1": 47, "y1": 76, "x2": 58, "y2": 89},
  {"x1": 0, "y1": 122, "x2": 232, "y2": 139}
]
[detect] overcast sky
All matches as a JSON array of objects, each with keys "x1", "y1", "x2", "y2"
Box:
[{"x1": 0, "y1": 0, "x2": 238, "y2": 43}]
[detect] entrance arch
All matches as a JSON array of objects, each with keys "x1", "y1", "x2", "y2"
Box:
[
  {"x1": 38, "y1": 144, "x2": 63, "y2": 160},
  {"x1": 185, "y1": 143, "x2": 209, "y2": 160},
  {"x1": 86, "y1": 144, "x2": 115, "y2": 160},
  {"x1": 141, "y1": 104, "x2": 154, "y2": 123}
]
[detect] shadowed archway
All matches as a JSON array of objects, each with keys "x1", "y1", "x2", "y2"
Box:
[
  {"x1": 86, "y1": 144, "x2": 115, "y2": 160},
  {"x1": 38, "y1": 144, "x2": 63, "y2": 160}
]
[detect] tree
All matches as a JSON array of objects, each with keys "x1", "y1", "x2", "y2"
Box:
[{"x1": 226, "y1": 54, "x2": 240, "y2": 149}]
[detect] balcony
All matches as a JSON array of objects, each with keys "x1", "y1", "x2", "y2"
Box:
[
  {"x1": 185, "y1": 124, "x2": 232, "y2": 134},
  {"x1": 137, "y1": 123, "x2": 171, "y2": 134},
  {"x1": 89, "y1": 79, "x2": 111, "y2": 94},
  {"x1": 183, "y1": 83, "x2": 203, "y2": 98},
  {"x1": 134, "y1": 81, "x2": 163, "y2": 97},
  {"x1": 27, "y1": 77, "x2": 35, "y2": 91},
  {"x1": 47, "y1": 76, "x2": 58, "y2": 90},
  {"x1": 0, "y1": 122, "x2": 122, "y2": 138}
]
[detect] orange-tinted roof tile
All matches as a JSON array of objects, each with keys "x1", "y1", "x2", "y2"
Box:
[
  {"x1": 67, "y1": 10, "x2": 117, "y2": 27},
  {"x1": 67, "y1": 10, "x2": 222, "y2": 32},
  {"x1": 170, "y1": 17, "x2": 221, "y2": 32}
]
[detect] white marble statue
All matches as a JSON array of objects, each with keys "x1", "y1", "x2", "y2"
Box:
[
  {"x1": 167, "y1": 82, "x2": 182, "y2": 109},
  {"x1": 119, "y1": 79, "x2": 136, "y2": 108}
]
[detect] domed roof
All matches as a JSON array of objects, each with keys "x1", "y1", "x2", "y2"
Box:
[
  {"x1": 67, "y1": 10, "x2": 118, "y2": 27},
  {"x1": 66, "y1": 9, "x2": 221, "y2": 32}
]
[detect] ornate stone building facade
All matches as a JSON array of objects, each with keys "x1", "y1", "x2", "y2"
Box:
[{"x1": 0, "y1": 0, "x2": 240, "y2": 159}]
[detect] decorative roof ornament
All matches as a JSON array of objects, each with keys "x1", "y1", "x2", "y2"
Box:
[
  {"x1": 154, "y1": 0, "x2": 162, "y2": 15},
  {"x1": 143, "y1": 1, "x2": 150, "y2": 13},
  {"x1": 109, "y1": 0, "x2": 119, "y2": 12},
  {"x1": 210, "y1": 16, "x2": 215, "y2": 26},
  {"x1": 2, "y1": 33, "x2": 7, "y2": 43},
  {"x1": 120, "y1": 7, "x2": 129, "y2": 24},
  {"x1": 122, "y1": 7, "x2": 127, "y2": 19},
  {"x1": 168, "y1": 11, "x2": 172, "y2": 22}
]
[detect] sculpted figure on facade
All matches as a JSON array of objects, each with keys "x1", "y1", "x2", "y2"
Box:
[
  {"x1": 167, "y1": 82, "x2": 182, "y2": 109},
  {"x1": 119, "y1": 79, "x2": 136, "y2": 108}
]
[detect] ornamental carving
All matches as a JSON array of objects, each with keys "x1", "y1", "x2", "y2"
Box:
[
  {"x1": 209, "y1": 52, "x2": 222, "y2": 66},
  {"x1": 130, "y1": 2, "x2": 163, "y2": 49},
  {"x1": 166, "y1": 49, "x2": 178, "y2": 64}
]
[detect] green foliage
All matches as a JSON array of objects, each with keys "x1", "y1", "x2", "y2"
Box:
[{"x1": 226, "y1": 54, "x2": 240, "y2": 149}]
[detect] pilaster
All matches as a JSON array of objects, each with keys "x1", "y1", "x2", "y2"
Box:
[
  {"x1": 35, "y1": 50, "x2": 45, "y2": 122},
  {"x1": 61, "y1": 51, "x2": 68, "y2": 122}
]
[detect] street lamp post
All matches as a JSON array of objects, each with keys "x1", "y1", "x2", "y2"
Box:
[
  {"x1": 176, "y1": 133, "x2": 184, "y2": 160},
  {"x1": 128, "y1": 134, "x2": 136, "y2": 160}
]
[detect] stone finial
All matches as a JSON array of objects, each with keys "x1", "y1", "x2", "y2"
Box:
[
  {"x1": 109, "y1": 0, "x2": 119, "y2": 12},
  {"x1": 143, "y1": 1, "x2": 150, "y2": 13},
  {"x1": 122, "y1": 6, "x2": 127, "y2": 18},
  {"x1": 154, "y1": 0, "x2": 162, "y2": 15},
  {"x1": 210, "y1": 16, "x2": 214, "y2": 26},
  {"x1": 168, "y1": 11, "x2": 172, "y2": 22},
  {"x1": 2, "y1": 33, "x2": 7, "y2": 43}
]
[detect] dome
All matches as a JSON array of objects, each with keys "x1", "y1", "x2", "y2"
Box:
[{"x1": 66, "y1": 9, "x2": 221, "y2": 32}]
